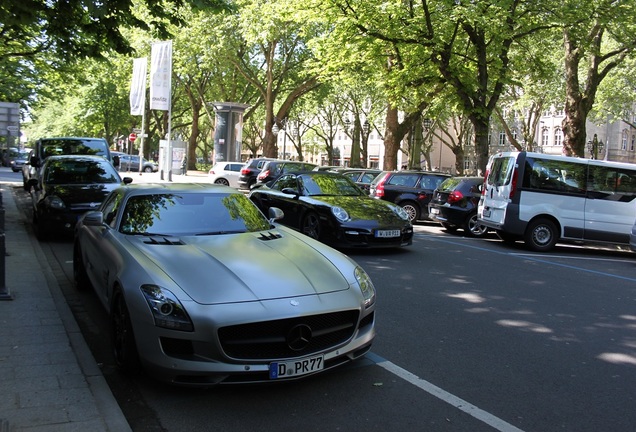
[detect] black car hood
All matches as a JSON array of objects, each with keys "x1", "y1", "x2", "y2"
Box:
[{"x1": 303, "y1": 195, "x2": 406, "y2": 224}]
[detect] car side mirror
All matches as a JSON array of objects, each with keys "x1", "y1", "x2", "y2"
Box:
[
  {"x1": 268, "y1": 207, "x2": 284, "y2": 222},
  {"x1": 82, "y1": 211, "x2": 104, "y2": 226},
  {"x1": 30, "y1": 156, "x2": 40, "y2": 168},
  {"x1": 281, "y1": 187, "x2": 299, "y2": 197}
]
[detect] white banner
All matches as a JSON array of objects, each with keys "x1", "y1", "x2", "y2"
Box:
[
  {"x1": 150, "y1": 40, "x2": 172, "y2": 111},
  {"x1": 129, "y1": 57, "x2": 147, "y2": 116}
]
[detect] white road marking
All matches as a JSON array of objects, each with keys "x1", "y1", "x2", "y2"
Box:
[{"x1": 368, "y1": 354, "x2": 525, "y2": 432}]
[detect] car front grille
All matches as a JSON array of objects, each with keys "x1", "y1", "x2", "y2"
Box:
[{"x1": 218, "y1": 310, "x2": 361, "y2": 360}]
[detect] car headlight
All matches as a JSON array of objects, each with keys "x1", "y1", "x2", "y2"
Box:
[
  {"x1": 331, "y1": 206, "x2": 350, "y2": 222},
  {"x1": 44, "y1": 195, "x2": 66, "y2": 209},
  {"x1": 140, "y1": 285, "x2": 194, "y2": 331},
  {"x1": 391, "y1": 204, "x2": 409, "y2": 221},
  {"x1": 354, "y1": 266, "x2": 376, "y2": 308}
]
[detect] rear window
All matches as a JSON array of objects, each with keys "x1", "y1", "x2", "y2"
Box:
[
  {"x1": 487, "y1": 157, "x2": 515, "y2": 187},
  {"x1": 41, "y1": 138, "x2": 109, "y2": 160},
  {"x1": 437, "y1": 177, "x2": 462, "y2": 192}
]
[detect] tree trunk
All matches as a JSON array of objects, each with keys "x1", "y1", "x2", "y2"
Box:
[{"x1": 383, "y1": 105, "x2": 400, "y2": 170}]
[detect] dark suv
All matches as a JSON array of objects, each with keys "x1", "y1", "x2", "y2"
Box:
[
  {"x1": 428, "y1": 176, "x2": 489, "y2": 237},
  {"x1": 237, "y1": 157, "x2": 278, "y2": 190},
  {"x1": 369, "y1": 170, "x2": 451, "y2": 222},
  {"x1": 256, "y1": 160, "x2": 317, "y2": 185}
]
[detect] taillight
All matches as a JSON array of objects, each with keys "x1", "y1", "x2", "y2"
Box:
[
  {"x1": 374, "y1": 174, "x2": 389, "y2": 197},
  {"x1": 240, "y1": 168, "x2": 250, "y2": 175},
  {"x1": 481, "y1": 170, "x2": 489, "y2": 196},
  {"x1": 258, "y1": 170, "x2": 269, "y2": 180},
  {"x1": 509, "y1": 168, "x2": 518, "y2": 199},
  {"x1": 447, "y1": 190, "x2": 464, "y2": 204}
]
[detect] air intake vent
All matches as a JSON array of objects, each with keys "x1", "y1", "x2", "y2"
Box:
[
  {"x1": 258, "y1": 231, "x2": 282, "y2": 241},
  {"x1": 143, "y1": 236, "x2": 184, "y2": 245}
]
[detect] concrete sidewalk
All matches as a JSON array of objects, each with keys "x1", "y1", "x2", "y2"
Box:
[{"x1": 0, "y1": 182, "x2": 131, "y2": 432}]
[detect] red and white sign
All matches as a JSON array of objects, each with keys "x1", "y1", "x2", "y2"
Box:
[{"x1": 129, "y1": 133, "x2": 137, "y2": 142}]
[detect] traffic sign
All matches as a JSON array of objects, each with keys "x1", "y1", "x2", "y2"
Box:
[{"x1": 129, "y1": 133, "x2": 137, "y2": 142}]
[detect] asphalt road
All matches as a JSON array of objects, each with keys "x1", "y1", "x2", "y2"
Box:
[{"x1": 5, "y1": 167, "x2": 636, "y2": 432}]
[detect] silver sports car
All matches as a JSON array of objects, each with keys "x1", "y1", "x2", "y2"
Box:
[{"x1": 73, "y1": 183, "x2": 376, "y2": 386}]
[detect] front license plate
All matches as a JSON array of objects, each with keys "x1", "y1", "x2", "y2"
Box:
[
  {"x1": 482, "y1": 208, "x2": 491, "y2": 218},
  {"x1": 430, "y1": 208, "x2": 439, "y2": 215},
  {"x1": 375, "y1": 229, "x2": 401, "y2": 238},
  {"x1": 269, "y1": 355, "x2": 324, "y2": 379}
]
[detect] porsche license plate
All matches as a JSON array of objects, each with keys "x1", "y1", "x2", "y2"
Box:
[
  {"x1": 375, "y1": 229, "x2": 401, "y2": 238},
  {"x1": 482, "y1": 208, "x2": 491, "y2": 218},
  {"x1": 269, "y1": 355, "x2": 324, "y2": 379}
]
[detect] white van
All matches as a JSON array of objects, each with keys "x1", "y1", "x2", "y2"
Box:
[{"x1": 477, "y1": 151, "x2": 636, "y2": 252}]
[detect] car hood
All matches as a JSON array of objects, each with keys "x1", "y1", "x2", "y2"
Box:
[
  {"x1": 44, "y1": 183, "x2": 120, "y2": 204},
  {"x1": 304, "y1": 195, "x2": 406, "y2": 223},
  {"x1": 127, "y1": 231, "x2": 351, "y2": 305}
]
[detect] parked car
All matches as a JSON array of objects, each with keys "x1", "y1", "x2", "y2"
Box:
[
  {"x1": 113, "y1": 152, "x2": 158, "y2": 173},
  {"x1": 256, "y1": 160, "x2": 318, "y2": 185},
  {"x1": 10, "y1": 149, "x2": 30, "y2": 173},
  {"x1": 237, "y1": 157, "x2": 278, "y2": 190},
  {"x1": 22, "y1": 149, "x2": 35, "y2": 191},
  {"x1": 369, "y1": 170, "x2": 451, "y2": 222},
  {"x1": 249, "y1": 171, "x2": 413, "y2": 249},
  {"x1": 428, "y1": 176, "x2": 489, "y2": 237},
  {"x1": 630, "y1": 217, "x2": 636, "y2": 252},
  {"x1": 28, "y1": 155, "x2": 132, "y2": 239},
  {"x1": 208, "y1": 161, "x2": 244, "y2": 187},
  {"x1": 73, "y1": 183, "x2": 376, "y2": 385},
  {"x1": 340, "y1": 168, "x2": 382, "y2": 194}
]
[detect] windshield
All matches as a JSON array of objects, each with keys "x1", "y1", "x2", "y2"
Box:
[
  {"x1": 119, "y1": 192, "x2": 271, "y2": 236},
  {"x1": 299, "y1": 174, "x2": 364, "y2": 196},
  {"x1": 44, "y1": 159, "x2": 120, "y2": 184}
]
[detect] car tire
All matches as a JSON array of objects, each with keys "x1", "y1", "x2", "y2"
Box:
[
  {"x1": 524, "y1": 218, "x2": 558, "y2": 252},
  {"x1": 301, "y1": 212, "x2": 322, "y2": 240},
  {"x1": 400, "y1": 202, "x2": 420, "y2": 222},
  {"x1": 215, "y1": 178, "x2": 230, "y2": 186},
  {"x1": 111, "y1": 290, "x2": 141, "y2": 374},
  {"x1": 144, "y1": 166, "x2": 153, "y2": 173},
  {"x1": 73, "y1": 243, "x2": 91, "y2": 291},
  {"x1": 464, "y1": 213, "x2": 489, "y2": 238}
]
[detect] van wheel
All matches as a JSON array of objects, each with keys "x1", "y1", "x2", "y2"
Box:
[
  {"x1": 400, "y1": 202, "x2": 419, "y2": 222},
  {"x1": 464, "y1": 213, "x2": 488, "y2": 238},
  {"x1": 524, "y1": 218, "x2": 558, "y2": 252}
]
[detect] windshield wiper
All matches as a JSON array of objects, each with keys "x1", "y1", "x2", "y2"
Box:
[{"x1": 195, "y1": 230, "x2": 247, "y2": 236}]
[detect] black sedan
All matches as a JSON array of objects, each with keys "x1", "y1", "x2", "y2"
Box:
[
  {"x1": 248, "y1": 171, "x2": 413, "y2": 249},
  {"x1": 28, "y1": 155, "x2": 132, "y2": 239},
  {"x1": 428, "y1": 176, "x2": 488, "y2": 237}
]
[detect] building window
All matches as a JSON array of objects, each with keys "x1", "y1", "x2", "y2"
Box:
[
  {"x1": 554, "y1": 128, "x2": 563, "y2": 146},
  {"x1": 541, "y1": 128, "x2": 549, "y2": 146},
  {"x1": 498, "y1": 131, "x2": 506, "y2": 146},
  {"x1": 631, "y1": 135, "x2": 635, "y2": 151},
  {"x1": 622, "y1": 130, "x2": 628, "y2": 150}
]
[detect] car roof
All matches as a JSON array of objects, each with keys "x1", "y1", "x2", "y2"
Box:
[{"x1": 44, "y1": 154, "x2": 110, "y2": 162}]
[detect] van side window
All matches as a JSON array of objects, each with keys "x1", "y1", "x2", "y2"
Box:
[{"x1": 523, "y1": 158, "x2": 585, "y2": 193}]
